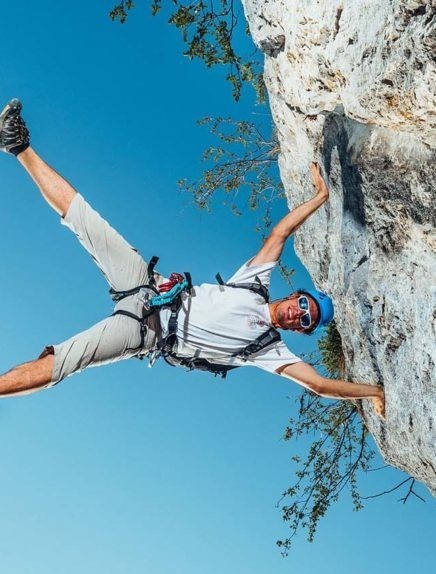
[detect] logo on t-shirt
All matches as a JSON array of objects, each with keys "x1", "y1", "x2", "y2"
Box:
[{"x1": 247, "y1": 316, "x2": 267, "y2": 329}]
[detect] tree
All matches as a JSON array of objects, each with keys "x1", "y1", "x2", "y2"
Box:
[
  {"x1": 178, "y1": 116, "x2": 297, "y2": 282},
  {"x1": 110, "y1": 0, "x2": 266, "y2": 101},
  {"x1": 178, "y1": 116, "x2": 283, "y2": 226}
]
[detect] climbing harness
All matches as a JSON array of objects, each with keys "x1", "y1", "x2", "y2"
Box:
[
  {"x1": 109, "y1": 256, "x2": 192, "y2": 354},
  {"x1": 109, "y1": 257, "x2": 281, "y2": 378}
]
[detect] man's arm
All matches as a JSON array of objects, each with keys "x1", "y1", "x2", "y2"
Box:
[
  {"x1": 250, "y1": 163, "x2": 329, "y2": 266},
  {"x1": 277, "y1": 362, "x2": 385, "y2": 418}
]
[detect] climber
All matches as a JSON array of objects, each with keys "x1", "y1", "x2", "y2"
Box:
[{"x1": 0, "y1": 99, "x2": 385, "y2": 418}]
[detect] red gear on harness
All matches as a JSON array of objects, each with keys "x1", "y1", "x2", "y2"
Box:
[{"x1": 158, "y1": 273, "x2": 185, "y2": 293}]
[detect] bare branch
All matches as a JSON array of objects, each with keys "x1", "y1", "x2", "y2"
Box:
[
  {"x1": 399, "y1": 479, "x2": 426, "y2": 504},
  {"x1": 361, "y1": 477, "x2": 413, "y2": 500}
]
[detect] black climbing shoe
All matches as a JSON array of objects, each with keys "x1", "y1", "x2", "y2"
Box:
[{"x1": 0, "y1": 99, "x2": 30, "y2": 156}]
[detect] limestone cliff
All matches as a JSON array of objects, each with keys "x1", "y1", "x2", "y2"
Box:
[{"x1": 241, "y1": 0, "x2": 436, "y2": 492}]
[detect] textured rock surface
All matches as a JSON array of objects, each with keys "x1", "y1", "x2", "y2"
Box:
[{"x1": 242, "y1": 0, "x2": 436, "y2": 492}]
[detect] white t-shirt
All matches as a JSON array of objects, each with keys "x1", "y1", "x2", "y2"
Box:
[{"x1": 159, "y1": 260, "x2": 301, "y2": 374}]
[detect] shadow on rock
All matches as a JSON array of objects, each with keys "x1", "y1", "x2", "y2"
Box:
[{"x1": 322, "y1": 111, "x2": 366, "y2": 228}]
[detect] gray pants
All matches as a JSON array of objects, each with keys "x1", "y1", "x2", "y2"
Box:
[{"x1": 42, "y1": 194, "x2": 164, "y2": 385}]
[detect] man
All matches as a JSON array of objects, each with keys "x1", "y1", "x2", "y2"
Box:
[{"x1": 0, "y1": 99, "x2": 384, "y2": 417}]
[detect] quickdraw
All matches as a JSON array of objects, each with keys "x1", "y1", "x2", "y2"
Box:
[{"x1": 148, "y1": 273, "x2": 189, "y2": 309}]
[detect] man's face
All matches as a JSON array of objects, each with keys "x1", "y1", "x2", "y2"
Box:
[{"x1": 273, "y1": 294, "x2": 319, "y2": 332}]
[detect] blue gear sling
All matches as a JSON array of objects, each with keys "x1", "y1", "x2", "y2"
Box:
[{"x1": 110, "y1": 257, "x2": 281, "y2": 378}]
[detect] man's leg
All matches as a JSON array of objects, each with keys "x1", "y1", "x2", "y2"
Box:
[
  {"x1": 3, "y1": 100, "x2": 163, "y2": 291},
  {"x1": 18, "y1": 147, "x2": 76, "y2": 217},
  {"x1": 1, "y1": 99, "x2": 75, "y2": 216},
  {"x1": 0, "y1": 304, "x2": 154, "y2": 398},
  {"x1": 0, "y1": 100, "x2": 160, "y2": 395},
  {"x1": 0, "y1": 354, "x2": 54, "y2": 397},
  {"x1": 17, "y1": 146, "x2": 165, "y2": 292}
]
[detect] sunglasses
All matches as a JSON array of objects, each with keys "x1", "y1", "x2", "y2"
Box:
[{"x1": 298, "y1": 296, "x2": 313, "y2": 329}]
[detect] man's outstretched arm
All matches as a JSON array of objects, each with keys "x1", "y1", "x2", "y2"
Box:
[
  {"x1": 250, "y1": 163, "x2": 329, "y2": 266},
  {"x1": 277, "y1": 362, "x2": 385, "y2": 418}
]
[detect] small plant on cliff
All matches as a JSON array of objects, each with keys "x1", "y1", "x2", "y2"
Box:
[
  {"x1": 318, "y1": 320, "x2": 346, "y2": 378},
  {"x1": 109, "y1": 0, "x2": 265, "y2": 101}
]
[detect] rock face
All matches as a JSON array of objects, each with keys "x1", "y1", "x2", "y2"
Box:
[{"x1": 242, "y1": 0, "x2": 436, "y2": 492}]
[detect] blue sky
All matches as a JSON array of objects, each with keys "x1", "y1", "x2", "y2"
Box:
[{"x1": 0, "y1": 1, "x2": 434, "y2": 573}]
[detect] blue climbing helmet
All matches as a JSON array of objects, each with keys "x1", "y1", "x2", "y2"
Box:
[{"x1": 302, "y1": 289, "x2": 334, "y2": 330}]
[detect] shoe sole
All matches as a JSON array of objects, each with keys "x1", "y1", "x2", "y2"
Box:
[{"x1": 0, "y1": 98, "x2": 22, "y2": 131}]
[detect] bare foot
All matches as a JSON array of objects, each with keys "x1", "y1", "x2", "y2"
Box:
[
  {"x1": 310, "y1": 162, "x2": 329, "y2": 201},
  {"x1": 372, "y1": 389, "x2": 385, "y2": 420}
]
